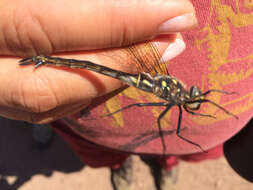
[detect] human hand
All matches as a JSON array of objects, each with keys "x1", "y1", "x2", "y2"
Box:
[{"x1": 0, "y1": 0, "x2": 196, "y2": 123}]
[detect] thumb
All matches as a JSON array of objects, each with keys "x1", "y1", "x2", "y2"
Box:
[{"x1": 1, "y1": 0, "x2": 196, "y2": 56}]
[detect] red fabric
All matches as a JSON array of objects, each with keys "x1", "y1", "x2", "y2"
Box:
[
  {"x1": 156, "y1": 144, "x2": 223, "y2": 171},
  {"x1": 52, "y1": 120, "x2": 223, "y2": 169},
  {"x1": 52, "y1": 0, "x2": 252, "y2": 167},
  {"x1": 53, "y1": 120, "x2": 129, "y2": 168},
  {"x1": 58, "y1": 0, "x2": 253, "y2": 155}
]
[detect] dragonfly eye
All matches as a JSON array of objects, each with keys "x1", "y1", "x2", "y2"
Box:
[
  {"x1": 189, "y1": 86, "x2": 202, "y2": 98},
  {"x1": 185, "y1": 86, "x2": 203, "y2": 110}
]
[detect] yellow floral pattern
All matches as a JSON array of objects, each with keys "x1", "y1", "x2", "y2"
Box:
[{"x1": 103, "y1": 0, "x2": 253, "y2": 128}]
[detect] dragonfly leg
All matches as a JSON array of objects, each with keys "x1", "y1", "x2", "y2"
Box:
[
  {"x1": 104, "y1": 102, "x2": 169, "y2": 117},
  {"x1": 157, "y1": 104, "x2": 173, "y2": 155},
  {"x1": 176, "y1": 106, "x2": 207, "y2": 153},
  {"x1": 202, "y1": 89, "x2": 238, "y2": 96},
  {"x1": 183, "y1": 105, "x2": 216, "y2": 118},
  {"x1": 186, "y1": 99, "x2": 238, "y2": 119}
]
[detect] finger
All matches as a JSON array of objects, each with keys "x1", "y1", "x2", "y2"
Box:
[
  {"x1": 0, "y1": 102, "x2": 90, "y2": 123},
  {"x1": 0, "y1": 35, "x2": 185, "y2": 121},
  {"x1": 0, "y1": 0, "x2": 195, "y2": 56}
]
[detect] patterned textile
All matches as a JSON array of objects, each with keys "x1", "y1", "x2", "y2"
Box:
[{"x1": 53, "y1": 0, "x2": 253, "y2": 163}]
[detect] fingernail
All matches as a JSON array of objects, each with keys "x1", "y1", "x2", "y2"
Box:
[
  {"x1": 158, "y1": 13, "x2": 197, "y2": 34},
  {"x1": 160, "y1": 38, "x2": 186, "y2": 62}
]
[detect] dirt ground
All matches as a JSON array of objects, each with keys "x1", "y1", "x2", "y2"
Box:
[{"x1": 0, "y1": 117, "x2": 252, "y2": 190}]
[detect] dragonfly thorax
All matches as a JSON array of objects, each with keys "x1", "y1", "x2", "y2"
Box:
[{"x1": 152, "y1": 76, "x2": 187, "y2": 104}]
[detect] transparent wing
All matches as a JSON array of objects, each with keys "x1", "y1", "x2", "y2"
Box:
[{"x1": 123, "y1": 42, "x2": 169, "y2": 76}]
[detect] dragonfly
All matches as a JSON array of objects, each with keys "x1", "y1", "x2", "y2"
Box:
[{"x1": 19, "y1": 42, "x2": 238, "y2": 154}]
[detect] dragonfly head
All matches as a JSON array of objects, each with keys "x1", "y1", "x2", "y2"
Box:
[{"x1": 185, "y1": 86, "x2": 205, "y2": 110}]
